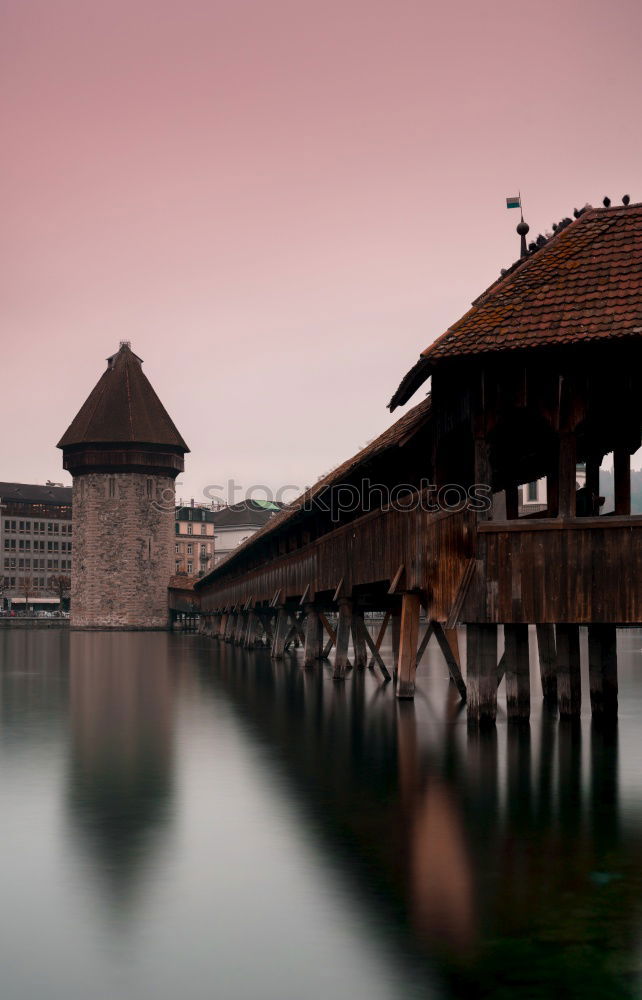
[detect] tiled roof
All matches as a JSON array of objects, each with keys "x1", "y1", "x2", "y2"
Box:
[
  {"x1": 0, "y1": 482, "x2": 72, "y2": 506},
  {"x1": 58, "y1": 343, "x2": 189, "y2": 451},
  {"x1": 389, "y1": 203, "x2": 642, "y2": 409},
  {"x1": 195, "y1": 395, "x2": 431, "y2": 586},
  {"x1": 211, "y1": 501, "x2": 281, "y2": 530}
]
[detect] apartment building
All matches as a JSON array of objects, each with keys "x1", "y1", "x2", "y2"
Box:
[{"x1": 0, "y1": 482, "x2": 73, "y2": 610}]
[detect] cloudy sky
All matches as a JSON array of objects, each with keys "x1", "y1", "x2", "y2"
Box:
[{"x1": 2, "y1": 0, "x2": 641, "y2": 502}]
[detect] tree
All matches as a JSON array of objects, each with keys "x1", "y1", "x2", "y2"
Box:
[
  {"x1": 48, "y1": 574, "x2": 71, "y2": 610},
  {"x1": 19, "y1": 575, "x2": 33, "y2": 613}
]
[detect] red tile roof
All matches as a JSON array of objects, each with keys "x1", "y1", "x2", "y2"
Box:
[
  {"x1": 58, "y1": 343, "x2": 188, "y2": 451},
  {"x1": 389, "y1": 203, "x2": 642, "y2": 409}
]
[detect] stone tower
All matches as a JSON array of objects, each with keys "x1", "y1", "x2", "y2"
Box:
[{"x1": 57, "y1": 342, "x2": 188, "y2": 629}]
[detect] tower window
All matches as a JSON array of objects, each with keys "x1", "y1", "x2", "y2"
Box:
[{"x1": 108, "y1": 477, "x2": 116, "y2": 498}]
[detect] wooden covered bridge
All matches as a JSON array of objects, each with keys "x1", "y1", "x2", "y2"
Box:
[{"x1": 178, "y1": 201, "x2": 642, "y2": 722}]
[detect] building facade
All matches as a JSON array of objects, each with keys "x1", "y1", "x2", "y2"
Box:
[
  {"x1": 210, "y1": 500, "x2": 281, "y2": 566},
  {"x1": 174, "y1": 503, "x2": 216, "y2": 577},
  {"x1": 0, "y1": 482, "x2": 73, "y2": 611},
  {"x1": 58, "y1": 342, "x2": 188, "y2": 629}
]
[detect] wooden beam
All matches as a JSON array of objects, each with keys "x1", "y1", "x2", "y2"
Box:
[
  {"x1": 357, "y1": 616, "x2": 391, "y2": 682},
  {"x1": 466, "y1": 624, "x2": 498, "y2": 724},
  {"x1": 351, "y1": 609, "x2": 368, "y2": 669},
  {"x1": 432, "y1": 621, "x2": 467, "y2": 702},
  {"x1": 504, "y1": 623, "x2": 530, "y2": 720},
  {"x1": 332, "y1": 578, "x2": 345, "y2": 602},
  {"x1": 414, "y1": 621, "x2": 435, "y2": 669},
  {"x1": 536, "y1": 624, "x2": 557, "y2": 703},
  {"x1": 556, "y1": 624, "x2": 581, "y2": 716},
  {"x1": 396, "y1": 592, "x2": 421, "y2": 699},
  {"x1": 367, "y1": 611, "x2": 390, "y2": 669},
  {"x1": 388, "y1": 564, "x2": 406, "y2": 595},
  {"x1": 588, "y1": 624, "x2": 618, "y2": 717}
]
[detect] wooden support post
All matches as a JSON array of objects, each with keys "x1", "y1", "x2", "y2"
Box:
[
  {"x1": 391, "y1": 607, "x2": 401, "y2": 679},
  {"x1": 474, "y1": 437, "x2": 493, "y2": 521},
  {"x1": 367, "y1": 611, "x2": 390, "y2": 670},
  {"x1": 396, "y1": 592, "x2": 421, "y2": 699},
  {"x1": 351, "y1": 609, "x2": 368, "y2": 669},
  {"x1": 558, "y1": 431, "x2": 577, "y2": 518},
  {"x1": 505, "y1": 484, "x2": 519, "y2": 520},
  {"x1": 588, "y1": 624, "x2": 618, "y2": 717},
  {"x1": 219, "y1": 612, "x2": 228, "y2": 639},
  {"x1": 536, "y1": 624, "x2": 557, "y2": 703},
  {"x1": 614, "y1": 449, "x2": 631, "y2": 516},
  {"x1": 243, "y1": 611, "x2": 257, "y2": 648},
  {"x1": 225, "y1": 613, "x2": 236, "y2": 642},
  {"x1": 504, "y1": 623, "x2": 531, "y2": 720},
  {"x1": 466, "y1": 624, "x2": 498, "y2": 724},
  {"x1": 556, "y1": 624, "x2": 581, "y2": 716},
  {"x1": 303, "y1": 606, "x2": 323, "y2": 668},
  {"x1": 271, "y1": 608, "x2": 289, "y2": 660},
  {"x1": 432, "y1": 622, "x2": 467, "y2": 701},
  {"x1": 333, "y1": 600, "x2": 352, "y2": 679},
  {"x1": 234, "y1": 613, "x2": 245, "y2": 644}
]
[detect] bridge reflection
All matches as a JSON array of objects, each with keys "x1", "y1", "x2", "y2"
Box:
[{"x1": 196, "y1": 638, "x2": 641, "y2": 999}]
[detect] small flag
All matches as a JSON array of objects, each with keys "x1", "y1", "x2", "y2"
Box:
[{"x1": 506, "y1": 195, "x2": 521, "y2": 210}]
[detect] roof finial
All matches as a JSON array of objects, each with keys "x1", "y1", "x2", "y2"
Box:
[{"x1": 506, "y1": 192, "x2": 529, "y2": 258}]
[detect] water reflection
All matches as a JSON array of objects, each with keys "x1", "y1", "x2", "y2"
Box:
[
  {"x1": 66, "y1": 633, "x2": 175, "y2": 905},
  {"x1": 1, "y1": 629, "x2": 642, "y2": 999},
  {"x1": 202, "y1": 635, "x2": 642, "y2": 999}
]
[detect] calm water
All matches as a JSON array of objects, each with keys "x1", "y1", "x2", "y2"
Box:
[{"x1": 1, "y1": 626, "x2": 642, "y2": 1000}]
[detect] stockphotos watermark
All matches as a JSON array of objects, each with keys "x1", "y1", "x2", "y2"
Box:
[{"x1": 158, "y1": 479, "x2": 492, "y2": 520}]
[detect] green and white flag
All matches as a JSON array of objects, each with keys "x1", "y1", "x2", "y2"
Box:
[{"x1": 506, "y1": 195, "x2": 521, "y2": 209}]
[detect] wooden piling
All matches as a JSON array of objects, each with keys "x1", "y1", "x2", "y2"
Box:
[
  {"x1": 396, "y1": 592, "x2": 421, "y2": 699},
  {"x1": 588, "y1": 623, "x2": 618, "y2": 717},
  {"x1": 351, "y1": 609, "x2": 368, "y2": 669},
  {"x1": 303, "y1": 605, "x2": 323, "y2": 667},
  {"x1": 556, "y1": 623, "x2": 581, "y2": 716},
  {"x1": 536, "y1": 624, "x2": 557, "y2": 703},
  {"x1": 504, "y1": 623, "x2": 530, "y2": 720},
  {"x1": 271, "y1": 608, "x2": 289, "y2": 660},
  {"x1": 466, "y1": 623, "x2": 498, "y2": 724},
  {"x1": 333, "y1": 600, "x2": 352, "y2": 679}
]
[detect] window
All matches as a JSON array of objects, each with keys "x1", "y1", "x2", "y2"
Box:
[
  {"x1": 200, "y1": 544, "x2": 206, "y2": 554},
  {"x1": 527, "y1": 481, "x2": 539, "y2": 503},
  {"x1": 187, "y1": 524, "x2": 193, "y2": 535},
  {"x1": 108, "y1": 477, "x2": 116, "y2": 498},
  {"x1": 200, "y1": 523, "x2": 207, "y2": 535},
  {"x1": 187, "y1": 544, "x2": 193, "y2": 555},
  {"x1": 187, "y1": 562, "x2": 193, "y2": 574},
  {"x1": 147, "y1": 478, "x2": 153, "y2": 498},
  {"x1": 175, "y1": 544, "x2": 180, "y2": 554},
  {"x1": 175, "y1": 560, "x2": 180, "y2": 572}
]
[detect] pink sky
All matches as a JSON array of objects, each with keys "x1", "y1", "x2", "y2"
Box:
[{"x1": 2, "y1": 0, "x2": 641, "y2": 501}]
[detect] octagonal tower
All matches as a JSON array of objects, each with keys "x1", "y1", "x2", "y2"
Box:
[{"x1": 57, "y1": 342, "x2": 188, "y2": 629}]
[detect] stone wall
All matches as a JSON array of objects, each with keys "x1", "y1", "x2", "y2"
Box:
[{"x1": 71, "y1": 472, "x2": 175, "y2": 629}]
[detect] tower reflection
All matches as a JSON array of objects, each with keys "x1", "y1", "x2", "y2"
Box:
[{"x1": 66, "y1": 632, "x2": 175, "y2": 905}]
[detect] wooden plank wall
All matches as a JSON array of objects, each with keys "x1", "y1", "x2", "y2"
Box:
[
  {"x1": 197, "y1": 506, "x2": 476, "y2": 615},
  {"x1": 469, "y1": 516, "x2": 642, "y2": 623}
]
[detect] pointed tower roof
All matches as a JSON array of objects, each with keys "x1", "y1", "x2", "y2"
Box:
[{"x1": 57, "y1": 342, "x2": 189, "y2": 452}]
